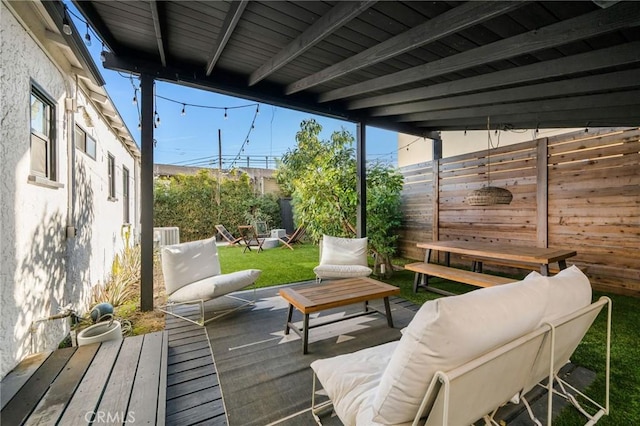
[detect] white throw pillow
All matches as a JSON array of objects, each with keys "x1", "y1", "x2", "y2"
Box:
[
  {"x1": 161, "y1": 237, "x2": 221, "y2": 295},
  {"x1": 371, "y1": 278, "x2": 549, "y2": 424},
  {"x1": 319, "y1": 235, "x2": 368, "y2": 267},
  {"x1": 524, "y1": 266, "x2": 592, "y2": 323}
]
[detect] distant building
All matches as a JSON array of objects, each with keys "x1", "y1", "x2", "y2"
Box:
[
  {"x1": 154, "y1": 163, "x2": 282, "y2": 196},
  {"x1": 1, "y1": 1, "x2": 140, "y2": 378}
]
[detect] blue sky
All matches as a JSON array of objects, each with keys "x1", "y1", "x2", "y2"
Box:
[{"x1": 69, "y1": 5, "x2": 399, "y2": 168}]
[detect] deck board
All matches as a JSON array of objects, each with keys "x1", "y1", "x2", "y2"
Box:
[
  {"x1": 164, "y1": 310, "x2": 224, "y2": 426},
  {"x1": 128, "y1": 332, "x2": 166, "y2": 425},
  {"x1": 0, "y1": 351, "x2": 51, "y2": 410},
  {"x1": 0, "y1": 347, "x2": 76, "y2": 426},
  {"x1": 24, "y1": 344, "x2": 100, "y2": 426}
]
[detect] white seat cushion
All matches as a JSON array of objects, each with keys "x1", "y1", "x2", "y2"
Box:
[
  {"x1": 168, "y1": 269, "x2": 261, "y2": 303},
  {"x1": 313, "y1": 264, "x2": 373, "y2": 279},
  {"x1": 371, "y1": 277, "x2": 549, "y2": 424},
  {"x1": 161, "y1": 237, "x2": 221, "y2": 294},
  {"x1": 311, "y1": 341, "x2": 398, "y2": 426}
]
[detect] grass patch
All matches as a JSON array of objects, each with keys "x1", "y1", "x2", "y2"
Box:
[{"x1": 218, "y1": 243, "x2": 319, "y2": 287}]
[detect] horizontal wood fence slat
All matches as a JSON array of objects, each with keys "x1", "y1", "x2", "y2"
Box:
[{"x1": 398, "y1": 127, "x2": 640, "y2": 296}]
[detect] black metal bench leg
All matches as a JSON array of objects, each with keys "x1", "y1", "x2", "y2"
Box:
[{"x1": 284, "y1": 304, "x2": 293, "y2": 335}]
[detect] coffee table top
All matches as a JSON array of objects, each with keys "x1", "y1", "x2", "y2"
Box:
[{"x1": 279, "y1": 277, "x2": 400, "y2": 314}]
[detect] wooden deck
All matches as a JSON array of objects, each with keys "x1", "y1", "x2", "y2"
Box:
[
  {"x1": 164, "y1": 313, "x2": 226, "y2": 425},
  {"x1": 1, "y1": 331, "x2": 167, "y2": 425}
]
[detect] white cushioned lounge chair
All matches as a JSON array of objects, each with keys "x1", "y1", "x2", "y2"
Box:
[
  {"x1": 311, "y1": 266, "x2": 611, "y2": 426},
  {"x1": 160, "y1": 237, "x2": 261, "y2": 326},
  {"x1": 313, "y1": 235, "x2": 372, "y2": 282}
]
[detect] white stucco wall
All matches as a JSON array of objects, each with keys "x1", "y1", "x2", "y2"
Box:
[{"x1": 0, "y1": 4, "x2": 139, "y2": 379}]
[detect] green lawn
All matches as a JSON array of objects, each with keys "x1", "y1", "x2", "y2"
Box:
[{"x1": 218, "y1": 243, "x2": 640, "y2": 425}]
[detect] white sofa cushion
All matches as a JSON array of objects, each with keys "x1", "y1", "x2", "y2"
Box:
[
  {"x1": 313, "y1": 264, "x2": 373, "y2": 279},
  {"x1": 319, "y1": 235, "x2": 368, "y2": 266},
  {"x1": 311, "y1": 341, "x2": 398, "y2": 426},
  {"x1": 526, "y1": 265, "x2": 592, "y2": 323},
  {"x1": 161, "y1": 237, "x2": 221, "y2": 295},
  {"x1": 168, "y1": 269, "x2": 261, "y2": 303},
  {"x1": 371, "y1": 277, "x2": 549, "y2": 424}
]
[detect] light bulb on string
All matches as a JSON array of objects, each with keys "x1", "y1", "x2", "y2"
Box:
[
  {"x1": 100, "y1": 43, "x2": 107, "y2": 62},
  {"x1": 62, "y1": 6, "x2": 72, "y2": 35},
  {"x1": 84, "y1": 24, "x2": 91, "y2": 46},
  {"x1": 256, "y1": 104, "x2": 260, "y2": 115},
  {"x1": 132, "y1": 89, "x2": 138, "y2": 105},
  {"x1": 224, "y1": 108, "x2": 228, "y2": 120},
  {"x1": 181, "y1": 104, "x2": 186, "y2": 116}
]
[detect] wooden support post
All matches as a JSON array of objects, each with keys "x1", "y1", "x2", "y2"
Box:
[
  {"x1": 356, "y1": 122, "x2": 366, "y2": 238},
  {"x1": 536, "y1": 138, "x2": 548, "y2": 248},
  {"x1": 140, "y1": 74, "x2": 154, "y2": 311},
  {"x1": 432, "y1": 135, "x2": 442, "y2": 261}
]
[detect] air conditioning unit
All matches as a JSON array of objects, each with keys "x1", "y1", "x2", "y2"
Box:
[{"x1": 153, "y1": 227, "x2": 180, "y2": 247}]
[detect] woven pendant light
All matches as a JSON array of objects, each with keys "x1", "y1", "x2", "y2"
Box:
[{"x1": 466, "y1": 118, "x2": 513, "y2": 206}]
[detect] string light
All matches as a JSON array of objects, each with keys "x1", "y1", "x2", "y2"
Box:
[
  {"x1": 62, "y1": 6, "x2": 72, "y2": 35},
  {"x1": 181, "y1": 104, "x2": 186, "y2": 116},
  {"x1": 132, "y1": 89, "x2": 138, "y2": 105},
  {"x1": 84, "y1": 24, "x2": 91, "y2": 45},
  {"x1": 100, "y1": 43, "x2": 107, "y2": 62},
  {"x1": 224, "y1": 108, "x2": 228, "y2": 120}
]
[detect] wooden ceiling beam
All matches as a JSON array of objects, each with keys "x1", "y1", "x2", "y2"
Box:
[
  {"x1": 351, "y1": 42, "x2": 640, "y2": 111},
  {"x1": 400, "y1": 90, "x2": 640, "y2": 122},
  {"x1": 205, "y1": 0, "x2": 248, "y2": 76},
  {"x1": 149, "y1": 0, "x2": 167, "y2": 67},
  {"x1": 285, "y1": 1, "x2": 524, "y2": 94},
  {"x1": 374, "y1": 69, "x2": 640, "y2": 118},
  {"x1": 251, "y1": 0, "x2": 375, "y2": 87},
  {"x1": 415, "y1": 106, "x2": 640, "y2": 130},
  {"x1": 319, "y1": 2, "x2": 640, "y2": 102}
]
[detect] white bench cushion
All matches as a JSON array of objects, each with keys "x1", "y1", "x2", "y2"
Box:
[
  {"x1": 161, "y1": 237, "x2": 221, "y2": 295},
  {"x1": 371, "y1": 277, "x2": 549, "y2": 424},
  {"x1": 311, "y1": 341, "x2": 398, "y2": 426}
]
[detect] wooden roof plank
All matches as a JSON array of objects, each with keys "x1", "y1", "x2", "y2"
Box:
[
  {"x1": 348, "y1": 41, "x2": 640, "y2": 110},
  {"x1": 319, "y1": 2, "x2": 640, "y2": 102},
  {"x1": 286, "y1": 1, "x2": 525, "y2": 94},
  {"x1": 249, "y1": 0, "x2": 376, "y2": 86}
]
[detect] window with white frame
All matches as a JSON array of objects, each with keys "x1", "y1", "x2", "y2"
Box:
[
  {"x1": 30, "y1": 85, "x2": 57, "y2": 180},
  {"x1": 122, "y1": 166, "x2": 130, "y2": 223},
  {"x1": 108, "y1": 153, "x2": 116, "y2": 200},
  {"x1": 75, "y1": 125, "x2": 96, "y2": 159}
]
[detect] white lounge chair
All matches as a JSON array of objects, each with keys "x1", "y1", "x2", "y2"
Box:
[
  {"x1": 159, "y1": 237, "x2": 261, "y2": 326},
  {"x1": 310, "y1": 266, "x2": 611, "y2": 426},
  {"x1": 313, "y1": 235, "x2": 372, "y2": 282}
]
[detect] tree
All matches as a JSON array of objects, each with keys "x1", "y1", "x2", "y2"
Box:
[{"x1": 276, "y1": 119, "x2": 403, "y2": 276}]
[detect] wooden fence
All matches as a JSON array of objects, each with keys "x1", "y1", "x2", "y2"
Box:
[{"x1": 398, "y1": 128, "x2": 640, "y2": 296}]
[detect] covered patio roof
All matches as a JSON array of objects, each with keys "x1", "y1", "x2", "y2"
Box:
[
  {"x1": 69, "y1": 0, "x2": 640, "y2": 310},
  {"x1": 74, "y1": 0, "x2": 640, "y2": 133}
]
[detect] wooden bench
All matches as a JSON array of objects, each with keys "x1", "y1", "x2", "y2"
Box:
[
  {"x1": 404, "y1": 262, "x2": 517, "y2": 296},
  {"x1": 1, "y1": 331, "x2": 168, "y2": 425},
  {"x1": 460, "y1": 256, "x2": 562, "y2": 275}
]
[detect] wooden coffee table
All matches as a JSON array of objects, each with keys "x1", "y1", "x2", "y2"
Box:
[{"x1": 279, "y1": 277, "x2": 400, "y2": 354}]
